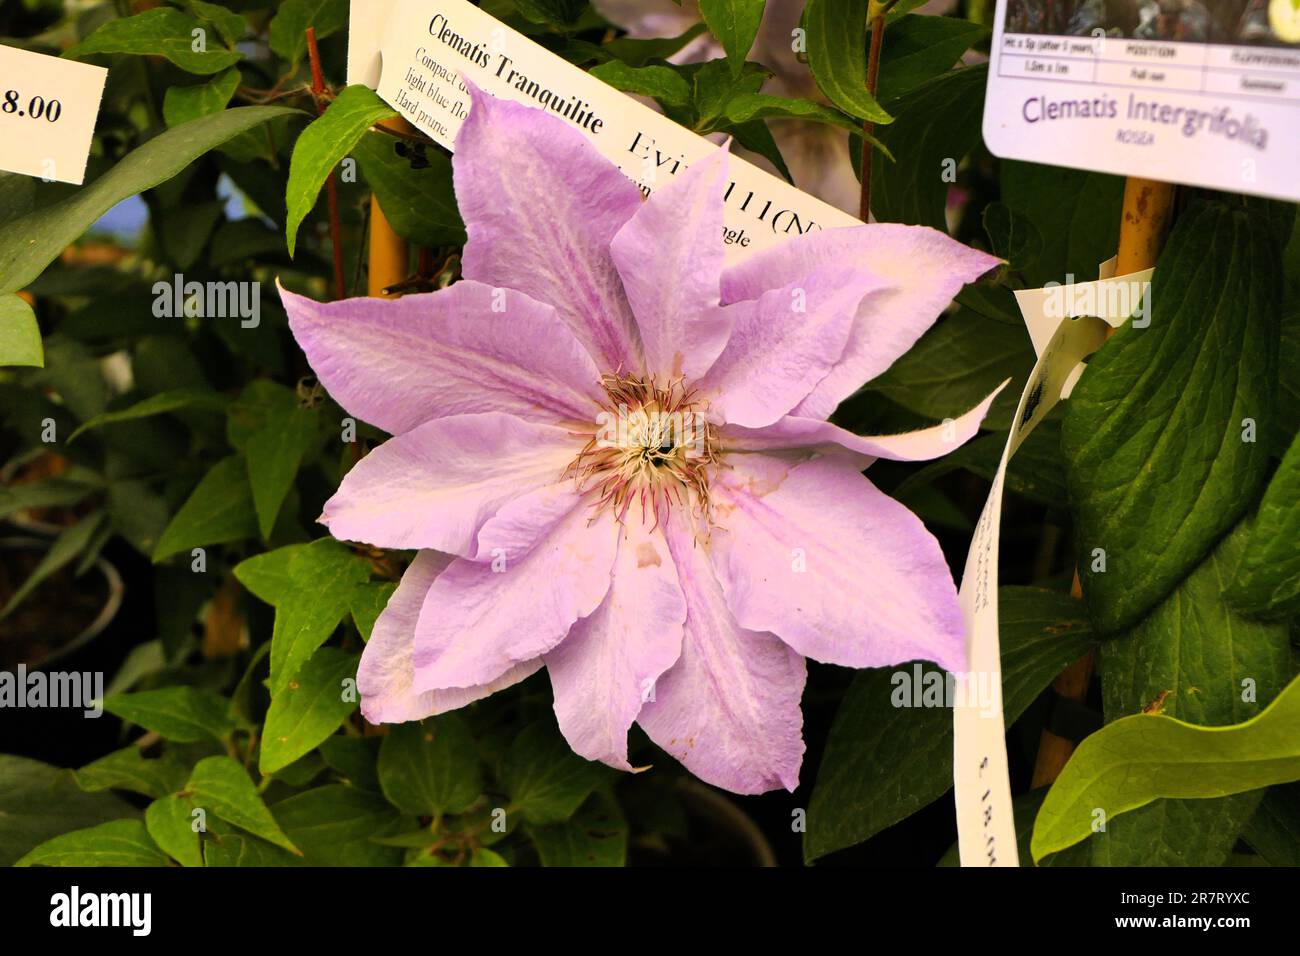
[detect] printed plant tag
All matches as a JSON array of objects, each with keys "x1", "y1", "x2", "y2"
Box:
[
  {"x1": 982, "y1": 0, "x2": 1300, "y2": 202},
  {"x1": 0, "y1": 44, "x2": 107, "y2": 185},
  {"x1": 362, "y1": 0, "x2": 859, "y2": 260},
  {"x1": 953, "y1": 312, "x2": 1113, "y2": 867}
]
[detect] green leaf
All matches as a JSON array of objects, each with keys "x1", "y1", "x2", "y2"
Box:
[
  {"x1": 502, "y1": 721, "x2": 605, "y2": 824},
  {"x1": 723, "y1": 92, "x2": 861, "y2": 134},
  {"x1": 350, "y1": 580, "x2": 397, "y2": 642},
  {"x1": 869, "y1": 65, "x2": 983, "y2": 228},
  {"x1": 70, "y1": 388, "x2": 230, "y2": 443},
  {"x1": 0, "y1": 294, "x2": 43, "y2": 368},
  {"x1": 1064, "y1": 200, "x2": 1281, "y2": 634},
  {"x1": 982, "y1": 201, "x2": 1043, "y2": 274},
  {"x1": 319, "y1": 736, "x2": 381, "y2": 791},
  {"x1": 1226, "y1": 431, "x2": 1300, "y2": 618},
  {"x1": 0, "y1": 756, "x2": 138, "y2": 867},
  {"x1": 274, "y1": 785, "x2": 405, "y2": 866},
  {"x1": 513, "y1": 0, "x2": 586, "y2": 27},
  {"x1": 153, "y1": 455, "x2": 258, "y2": 562},
  {"x1": 259, "y1": 648, "x2": 359, "y2": 775},
  {"x1": 67, "y1": 8, "x2": 242, "y2": 74},
  {"x1": 699, "y1": 0, "x2": 766, "y2": 74},
  {"x1": 528, "y1": 790, "x2": 627, "y2": 866},
  {"x1": 186, "y1": 0, "x2": 246, "y2": 47},
  {"x1": 203, "y1": 832, "x2": 299, "y2": 866},
  {"x1": 805, "y1": 0, "x2": 891, "y2": 123},
  {"x1": 234, "y1": 542, "x2": 308, "y2": 604},
  {"x1": 0, "y1": 511, "x2": 107, "y2": 619},
  {"x1": 1032, "y1": 672, "x2": 1300, "y2": 862},
  {"x1": 186, "y1": 756, "x2": 300, "y2": 855},
  {"x1": 875, "y1": 14, "x2": 988, "y2": 103},
  {"x1": 16, "y1": 819, "x2": 167, "y2": 867},
  {"x1": 1087, "y1": 522, "x2": 1292, "y2": 866},
  {"x1": 604, "y1": 24, "x2": 708, "y2": 67},
  {"x1": 145, "y1": 794, "x2": 203, "y2": 867},
  {"x1": 865, "y1": 305, "x2": 1033, "y2": 431},
  {"x1": 590, "y1": 61, "x2": 693, "y2": 109},
  {"x1": 246, "y1": 401, "x2": 317, "y2": 539},
  {"x1": 1001, "y1": 160, "x2": 1123, "y2": 288},
  {"x1": 287, "y1": 86, "x2": 396, "y2": 256},
  {"x1": 75, "y1": 747, "x2": 191, "y2": 799},
  {"x1": 471, "y1": 847, "x2": 510, "y2": 867},
  {"x1": 103, "y1": 686, "x2": 235, "y2": 744},
  {"x1": 804, "y1": 587, "x2": 1094, "y2": 861},
  {"x1": 268, "y1": 0, "x2": 349, "y2": 65},
  {"x1": 163, "y1": 67, "x2": 241, "y2": 128},
  {"x1": 353, "y1": 133, "x2": 466, "y2": 249},
  {"x1": 0, "y1": 106, "x2": 297, "y2": 296},
  {"x1": 1242, "y1": 784, "x2": 1300, "y2": 866},
  {"x1": 378, "y1": 716, "x2": 483, "y2": 817},
  {"x1": 264, "y1": 539, "x2": 371, "y2": 695}
]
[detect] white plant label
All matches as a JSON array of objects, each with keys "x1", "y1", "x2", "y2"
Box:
[{"x1": 0, "y1": 44, "x2": 107, "y2": 185}]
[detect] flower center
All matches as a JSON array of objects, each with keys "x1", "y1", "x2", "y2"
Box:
[{"x1": 566, "y1": 372, "x2": 719, "y2": 528}]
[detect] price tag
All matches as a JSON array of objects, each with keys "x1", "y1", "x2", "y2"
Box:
[{"x1": 0, "y1": 44, "x2": 107, "y2": 186}]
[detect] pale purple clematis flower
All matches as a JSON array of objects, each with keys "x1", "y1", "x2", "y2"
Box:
[{"x1": 278, "y1": 87, "x2": 999, "y2": 794}]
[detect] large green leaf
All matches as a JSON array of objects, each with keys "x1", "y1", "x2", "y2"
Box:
[
  {"x1": 274, "y1": 784, "x2": 404, "y2": 866},
  {"x1": 0, "y1": 756, "x2": 138, "y2": 867},
  {"x1": 353, "y1": 133, "x2": 466, "y2": 249},
  {"x1": 0, "y1": 106, "x2": 297, "y2": 296},
  {"x1": 1032, "y1": 671, "x2": 1300, "y2": 862},
  {"x1": 865, "y1": 305, "x2": 1033, "y2": 431},
  {"x1": 103, "y1": 686, "x2": 236, "y2": 744},
  {"x1": 1226, "y1": 431, "x2": 1300, "y2": 618},
  {"x1": 153, "y1": 455, "x2": 258, "y2": 562},
  {"x1": 502, "y1": 721, "x2": 605, "y2": 824},
  {"x1": 804, "y1": 587, "x2": 1095, "y2": 861},
  {"x1": 74, "y1": 746, "x2": 191, "y2": 799},
  {"x1": 16, "y1": 819, "x2": 167, "y2": 867},
  {"x1": 163, "y1": 67, "x2": 241, "y2": 128},
  {"x1": 1087, "y1": 523, "x2": 1292, "y2": 866},
  {"x1": 804, "y1": 0, "x2": 891, "y2": 123},
  {"x1": 378, "y1": 716, "x2": 483, "y2": 817},
  {"x1": 245, "y1": 400, "x2": 318, "y2": 539},
  {"x1": 286, "y1": 86, "x2": 396, "y2": 256},
  {"x1": 67, "y1": 7, "x2": 242, "y2": 73},
  {"x1": 869, "y1": 65, "x2": 984, "y2": 229},
  {"x1": 268, "y1": 0, "x2": 349, "y2": 65},
  {"x1": 1001, "y1": 160, "x2": 1123, "y2": 288},
  {"x1": 0, "y1": 294, "x2": 43, "y2": 368},
  {"x1": 1063, "y1": 200, "x2": 1281, "y2": 634},
  {"x1": 699, "y1": 0, "x2": 766, "y2": 74},
  {"x1": 876, "y1": 14, "x2": 988, "y2": 103},
  {"x1": 527, "y1": 790, "x2": 627, "y2": 866},
  {"x1": 590, "y1": 61, "x2": 693, "y2": 109},
  {"x1": 259, "y1": 648, "x2": 359, "y2": 775},
  {"x1": 186, "y1": 756, "x2": 300, "y2": 855},
  {"x1": 145, "y1": 794, "x2": 204, "y2": 867}
]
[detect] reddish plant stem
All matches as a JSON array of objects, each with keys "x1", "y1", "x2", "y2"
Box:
[
  {"x1": 858, "y1": 14, "x2": 886, "y2": 223},
  {"x1": 306, "y1": 27, "x2": 346, "y2": 300}
]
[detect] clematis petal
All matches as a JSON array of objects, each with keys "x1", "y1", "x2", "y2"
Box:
[
  {"x1": 609, "y1": 148, "x2": 733, "y2": 382},
  {"x1": 710, "y1": 454, "x2": 967, "y2": 674},
  {"x1": 455, "y1": 82, "x2": 645, "y2": 372},
  {"x1": 280, "y1": 281, "x2": 604, "y2": 434},
  {"x1": 357, "y1": 551, "x2": 542, "y2": 724},
  {"x1": 720, "y1": 383, "x2": 1007, "y2": 464},
  {"x1": 411, "y1": 484, "x2": 618, "y2": 692},
  {"x1": 698, "y1": 266, "x2": 889, "y2": 428},
  {"x1": 320, "y1": 413, "x2": 576, "y2": 556},
  {"x1": 636, "y1": 512, "x2": 806, "y2": 794},
  {"x1": 719, "y1": 224, "x2": 1001, "y2": 420},
  {"x1": 545, "y1": 515, "x2": 686, "y2": 770}
]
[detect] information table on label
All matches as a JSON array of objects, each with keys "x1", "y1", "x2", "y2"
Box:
[{"x1": 998, "y1": 34, "x2": 1300, "y2": 103}]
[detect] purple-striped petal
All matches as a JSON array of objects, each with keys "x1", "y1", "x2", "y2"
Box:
[
  {"x1": 545, "y1": 515, "x2": 686, "y2": 770},
  {"x1": 280, "y1": 281, "x2": 604, "y2": 434},
  {"x1": 455, "y1": 83, "x2": 645, "y2": 372},
  {"x1": 320, "y1": 413, "x2": 575, "y2": 556},
  {"x1": 636, "y1": 512, "x2": 806, "y2": 794},
  {"x1": 710, "y1": 454, "x2": 967, "y2": 674}
]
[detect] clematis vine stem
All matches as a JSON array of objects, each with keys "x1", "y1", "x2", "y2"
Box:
[
  {"x1": 306, "y1": 27, "x2": 347, "y2": 300},
  {"x1": 858, "y1": 0, "x2": 899, "y2": 222}
]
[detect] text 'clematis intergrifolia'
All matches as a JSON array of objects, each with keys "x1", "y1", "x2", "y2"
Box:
[{"x1": 278, "y1": 84, "x2": 1001, "y2": 794}]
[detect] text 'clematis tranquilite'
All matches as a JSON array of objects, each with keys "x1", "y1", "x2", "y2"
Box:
[{"x1": 278, "y1": 84, "x2": 1001, "y2": 794}]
